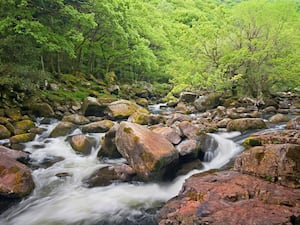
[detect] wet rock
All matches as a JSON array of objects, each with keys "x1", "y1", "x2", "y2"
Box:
[
  {"x1": 69, "y1": 134, "x2": 97, "y2": 155},
  {"x1": 85, "y1": 164, "x2": 136, "y2": 187},
  {"x1": 115, "y1": 122, "x2": 179, "y2": 181},
  {"x1": 81, "y1": 97, "x2": 108, "y2": 117},
  {"x1": 158, "y1": 171, "x2": 300, "y2": 225},
  {"x1": 268, "y1": 113, "x2": 290, "y2": 123},
  {"x1": 193, "y1": 93, "x2": 221, "y2": 112},
  {"x1": 243, "y1": 130, "x2": 300, "y2": 147},
  {"x1": 30, "y1": 155, "x2": 64, "y2": 169},
  {"x1": 105, "y1": 100, "x2": 147, "y2": 120},
  {"x1": 135, "y1": 98, "x2": 148, "y2": 107},
  {"x1": 13, "y1": 119, "x2": 35, "y2": 134},
  {"x1": 226, "y1": 118, "x2": 266, "y2": 132},
  {"x1": 176, "y1": 159, "x2": 203, "y2": 176},
  {"x1": 286, "y1": 116, "x2": 300, "y2": 130},
  {"x1": 49, "y1": 122, "x2": 76, "y2": 138},
  {"x1": 82, "y1": 120, "x2": 114, "y2": 133},
  {"x1": 178, "y1": 121, "x2": 199, "y2": 140},
  {"x1": 198, "y1": 134, "x2": 219, "y2": 162},
  {"x1": 0, "y1": 154, "x2": 34, "y2": 198},
  {"x1": 176, "y1": 139, "x2": 199, "y2": 160},
  {"x1": 29, "y1": 103, "x2": 55, "y2": 117},
  {"x1": 0, "y1": 146, "x2": 29, "y2": 164},
  {"x1": 152, "y1": 127, "x2": 181, "y2": 145},
  {"x1": 9, "y1": 133, "x2": 36, "y2": 144},
  {"x1": 179, "y1": 92, "x2": 197, "y2": 103},
  {"x1": 62, "y1": 114, "x2": 90, "y2": 125},
  {"x1": 235, "y1": 144, "x2": 300, "y2": 188},
  {"x1": 0, "y1": 125, "x2": 11, "y2": 139},
  {"x1": 98, "y1": 124, "x2": 122, "y2": 159}
]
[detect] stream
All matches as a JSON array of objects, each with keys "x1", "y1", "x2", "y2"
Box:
[{"x1": 0, "y1": 109, "x2": 277, "y2": 225}]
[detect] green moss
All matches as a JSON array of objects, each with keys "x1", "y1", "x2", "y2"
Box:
[
  {"x1": 242, "y1": 137, "x2": 262, "y2": 148},
  {"x1": 123, "y1": 127, "x2": 132, "y2": 134}
]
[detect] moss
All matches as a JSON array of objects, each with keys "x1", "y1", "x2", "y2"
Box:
[
  {"x1": 242, "y1": 137, "x2": 262, "y2": 148},
  {"x1": 188, "y1": 191, "x2": 205, "y2": 201},
  {"x1": 123, "y1": 127, "x2": 132, "y2": 134}
]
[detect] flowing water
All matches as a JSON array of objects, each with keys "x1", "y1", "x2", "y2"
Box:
[{"x1": 0, "y1": 118, "x2": 245, "y2": 225}]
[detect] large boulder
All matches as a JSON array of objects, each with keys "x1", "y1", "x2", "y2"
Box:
[
  {"x1": 176, "y1": 139, "x2": 199, "y2": 160},
  {"x1": 82, "y1": 120, "x2": 114, "y2": 133},
  {"x1": 127, "y1": 109, "x2": 150, "y2": 125},
  {"x1": 29, "y1": 103, "x2": 55, "y2": 117},
  {"x1": 105, "y1": 100, "x2": 147, "y2": 120},
  {"x1": 179, "y1": 92, "x2": 197, "y2": 103},
  {"x1": 69, "y1": 134, "x2": 97, "y2": 155},
  {"x1": 0, "y1": 154, "x2": 34, "y2": 197},
  {"x1": 268, "y1": 113, "x2": 290, "y2": 123},
  {"x1": 178, "y1": 121, "x2": 199, "y2": 139},
  {"x1": 193, "y1": 93, "x2": 221, "y2": 112},
  {"x1": 49, "y1": 122, "x2": 76, "y2": 138},
  {"x1": 152, "y1": 127, "x2": 181, "y2": 145},
  {"x1": 62, "y1": 114, "x2": 90, "y2": 125},
  {"x1": 81, "y1": 97, "x2": 108, "y2": 117},
  {"x1": 9, "y1": 133, "x2": 36, "y2": 144},
  {"x1": 235, "y1": 144, "x2": 300, "y2": 188},
  {"x1": 115, "y1": 122, "x2": 179, "y2": 181},
  {"x1": 286, "y1": 116, "x2": 300, "y2": 130},
  {"x1": 0, "y1": 146, "x2": 29, "y2": 164},
  {"x1": 13, "y1": 119, "x2": 35, "y2": 134},
  {"x1": 226, "y1": 118, "x2": 266, "y2": 132},
  {"x1": 158, "y1": 171, "x2": 300, "y2": 225},
  {"x1": 98, "y1": 124, "x2": 122, "y2": 159},
  {"x1": 243, "y1": 130, "x2": 300, "y2": 147}
]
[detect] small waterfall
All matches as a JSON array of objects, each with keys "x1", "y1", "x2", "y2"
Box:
[{"x1": 0, "y1": 120, "x2": 243, "y2": 225}]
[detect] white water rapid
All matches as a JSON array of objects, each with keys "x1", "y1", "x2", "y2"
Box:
[{"x1": 0, "y1": 119, "x2": 243, "y2": 225}]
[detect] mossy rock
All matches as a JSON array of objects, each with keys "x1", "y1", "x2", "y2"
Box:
[
  {"x1": 69, "y1": 134, "x2": 97, "y2": 155},
  {"x1": 0, "y1": 125, "x2": 11, "y2": 139},
  {"x1": 226, "y1": 118, "x2": 267, "y2": 132},
  {"x1": 49, "y1": 122, "x2": 76, "y2": 138},
  {"x1": 5, "y1": 108, "x2": 22, "y2": 121},
  {"x1": 30, "y1": 103, "x2": 55, "y2": 117},
  {"x1": 81, "y1": 120, "x2": 114, "y2": 133},
  {"x1": 62, "y1": 114, "x2": 90, "y2": 125},
  {"x1": 0, "y1": 117, "x2": 15, "y2": 135},
  {"x1": 9, "y1": 133, "x2": 36, "y2": 144},
  {"x1": 242, "y1": 137, "x2": 262, "y2": 149},
  {"x1": 14, "y1": 120, "x2": 35, "y2": 133}
]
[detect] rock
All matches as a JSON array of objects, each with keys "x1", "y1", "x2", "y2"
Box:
[
  {"x1": 105, "y1": 100, "x2": 146, "y2": 120},
  {"x1": 176, "y1": 159, "x2": 203, "y2": 176},
  {"x1": 243, "y1": 130, "x2": 300, "y2": 147},
  {"x1": 85, "y1": 164, "x2": 136, "y2": 187},
  {"x1": 176, "y1": 139, "x2": 199, "y2": 160},
  {"x1": 226, "y1": 118, "x2": 266, "y2": 132},
  {"x1": 107, "y1": 84, "x2": 120, "y2": 95},
  {"x1": 235, "y1": 144, "x2": 300, "y2": 188},
  {"x1": 217, "y1": 118, "x2": 232, "y2": 128},
  {"x1": 152, "y1": 127, "x2": 181, "y2": 145},
  {"x1": 0, "y1": 117, "x2": 15, "y2": 135},
  {"x1": 166, "y1": 113, "x2": 192, "y2": 126},
  {"x1": 5, "y1": 108, "x2": 22, "y2": 121},
  {"x1": 81, "y1": 97, "x2": 108, "y2": 117},
  {"x1": 30, "y1": 103, "x2": 55, "y2": 117},
  {"x1": 158, "y1": 170, "x2": 300, "y2": 225},
  {"x1": 69, "y1": 134, "x2": 97, "y2": 155},
  {"x1": 127, "y1": 109, "x2": 150, "y2": 125},
  {"x1": 268, "y1": 113, "x2": 290, "y2": 123},
  {"x1": 13, "y1": 119, "x2": 35, "y2": 134},
  {"x1": 262, "y1": 106, "x2": 277, "y2": 114},
  {"x1": 174, "y1": 102, "x2": 189, "y2": 114},
  {"x1": 0, "y1": 146, "x2": 29, "y2": 164},
  {"x1": 82, "y1": 120, "x2": 114, "y2": 133},
  {"x1": 179, "y1": 92, "x2": 197, "y2": 103},
  {"x1": 0, "y1": 125, "x2": 11, "y2": 139},
  {"x1": 193, "y1": 93, "x2": 221, "y2": 112},
  {"x1": 9, "y1": 133, "x2": 36, "y2": 144},
  {"x1": 98, "y1": 124, "x2": 122, "y2": 159},
  {"x1": 135, "y1": 98, "x2": 148, "y2": 107},
  {"x1": 286, "y1": 116, "x2": 300, "y2": 130},
  {"x1": 49, "y1": 122, "x2": 76, "y2": 138},
  {"x1": 0, "y1": 154, "x2": 34, "y2": 197},
  {"x1": 62, "y1": 114, "x2": 90, "y2": 125},
  {"x1": 178, "y1": 121, "x2": 199, "y2": 139},
  {"x1": 115, "y1": 122, "x2": 179, "y2": 181}
]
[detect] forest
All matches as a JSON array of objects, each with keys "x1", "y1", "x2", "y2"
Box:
[{"x1": 0, "y1": 0, "x2": 299, "y2": 100}]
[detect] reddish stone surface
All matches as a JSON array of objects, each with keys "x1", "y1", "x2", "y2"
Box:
[
  {"x1": 153, "y1": 127, "x2": 182, "y2": 145},
  {"x1": 286, "y1": 116, "x2": 300, "y2": 130},
  {"x1": 116, "y1": 122, "x2": 178, "y2": 181},
  {"x1": 158, "y1": 171, "x2": 300, "y2": 225},
  {"x1": 226, "y1": 118, "x2": 266, "y2": 132}
]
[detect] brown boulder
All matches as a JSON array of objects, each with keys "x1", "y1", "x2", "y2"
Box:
[
  {"x1": 268, "y1": 113, "x2": 290, "y2": 123},
  {"x1": 235, "y1": 144, "x2": 300, "y2": 188},
  {"x1": 69, "y1": 134, "x2": 97, "y2": 155},
  {"x1": 115, "y1": 122, "x2": 178, "y2": 181},
  {"x1": 158, "y1": 171, "x2": 300, "y2": 225},
  {"x1": 105, "y1": 100, "x2": 146, "y2": 120},
  {"x1": 152, "y1": 127, "x2": 181, "y2": 145},
  {"x1": 178, "y1": 121, "x2": 199, "y2": 139},
  {"x1": 226, "y1": 118, "x2": 266, "y2": 132},
  {"x1": 176, "y1": 139, "x2": 199, "y2": 160},
  {"x1": 81, "y1": 97, "x2": 108, "y2": 117},
  {"x1": 29, "y1": 103, "x2": 55, "y2": 117},
  {"x1": 62, "y1": 114, "x2": 90, "y2": 125},
  {"x1": 286, "y1": 116, "x2": 300, "y2": 130},
  {"x1": 49, "y1": 122, "x2": 76, "y2": 138},
  {"x1": 82, "y1": 120, "x2": 114, "y2": 133},
  {"x1": 0, "y1": 154, "x2": 34, "y2": 197}
]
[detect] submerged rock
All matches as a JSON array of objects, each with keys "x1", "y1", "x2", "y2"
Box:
[
  {"x1": 115, "y1": 122, "x2": 179, "y2": 181},
  {"x1": 158, "y1": 170, "x2": 300, "y2": 225}
]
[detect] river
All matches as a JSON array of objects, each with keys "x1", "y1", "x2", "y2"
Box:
[{"x1": 0, "y1": 113, "x2": 250, "y2": 225}]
